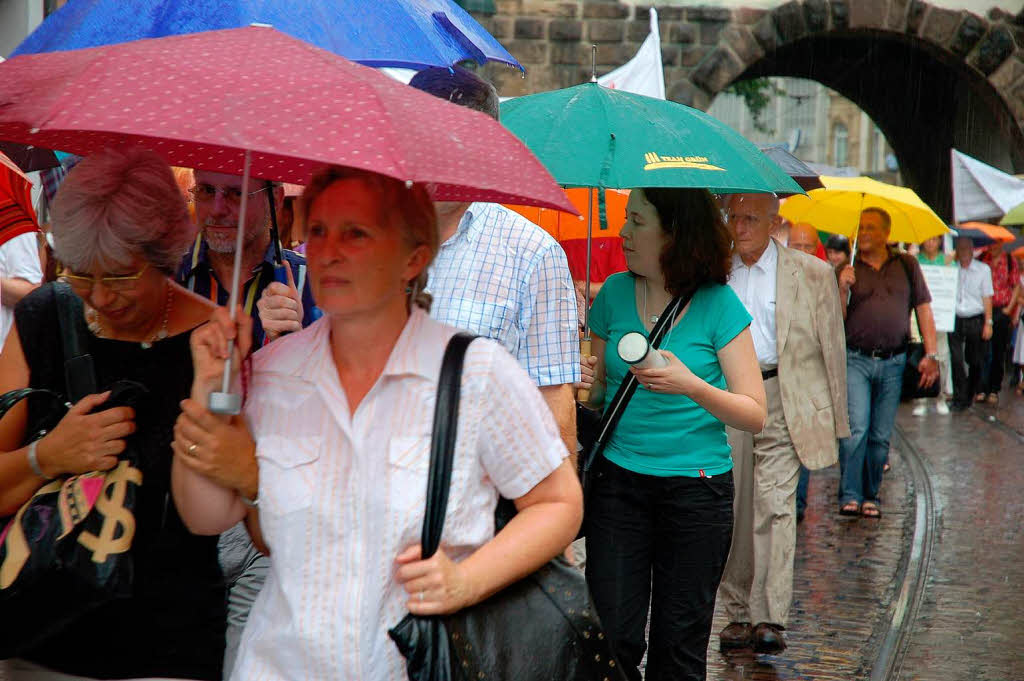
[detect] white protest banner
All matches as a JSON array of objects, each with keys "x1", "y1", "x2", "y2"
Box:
[
  {"x1": 597, "y1": 8, "x2": 665, "y2": 99},
  {"x1": 919, "y1": 264, "x2": 958, "y2": 333}
]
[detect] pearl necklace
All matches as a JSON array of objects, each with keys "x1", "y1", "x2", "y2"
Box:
[{"x1": 87, "y1": 283, "x2": 173, "y2": 349}]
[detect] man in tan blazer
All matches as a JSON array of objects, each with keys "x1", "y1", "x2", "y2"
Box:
[{"x1": 718, "y1": 193, "x2": 850, "y2": 655}]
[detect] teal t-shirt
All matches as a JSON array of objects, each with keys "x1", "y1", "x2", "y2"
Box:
[{"x1": 589, "y1": 273, "x2": 752, "y2": 477}]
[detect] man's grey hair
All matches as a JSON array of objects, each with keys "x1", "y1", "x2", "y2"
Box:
[
  {"x1": 724, "y1": 192, "x2": 780, "y2": 216},
  {"x1": 52, "y1": 147, "x2": 194, "y2": 275}
]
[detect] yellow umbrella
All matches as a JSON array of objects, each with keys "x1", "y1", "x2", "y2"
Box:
[{"x1": 780, "y1": 176, "x2": 949, "y2": 244}]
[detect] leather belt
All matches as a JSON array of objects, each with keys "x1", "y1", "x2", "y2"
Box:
[
  {"x1": 761, "y1": 367, "x2": 779, "y2": 380},
  {"x1": 849, "y1": 345, "x2": 906, "y2": 360}
]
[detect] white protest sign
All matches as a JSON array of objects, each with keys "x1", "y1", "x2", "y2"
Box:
[{"x1": 919, "y1": 264, "x2": 958, "y2": 333}]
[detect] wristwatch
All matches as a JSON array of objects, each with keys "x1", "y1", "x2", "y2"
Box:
[{"x1": 925, "y1": 353, "x2": 939, "y2": 361}]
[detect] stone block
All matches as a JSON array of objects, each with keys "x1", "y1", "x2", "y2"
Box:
[
  {"x1": 721, "y1": 25, "x2": 764, "y2": 65},
  {"x1": 803, "y1": 0, "x2": 830, "y2": 33},
  {"x1": 733, "y1": 8, "x2": 767, "y2": 25},
  {"x1": 950, "y1": 13, "x2": 988, "y2": 57},
  {"x1": 990, "y1": 55, "x2": 1024, "y2": 92},
  {"x1": 669, "y1": 22, "x2": 698, "y2": 45},
  {"x1": 661, "y1": 45, "x2": 681, "y2": 66},
  {"x1": 848, "y1": 0, "x2": 888, "y2": 29},
  {"x1": 686, "y1": 7, "x2": 731, "y2": 23},
  {"x1": 753, "y1": 15, "x2": 781, "y2": 52},
  {"x1": 831, "y1": 0, "x2": 850, "y2": 29},
  {"x1": 549, "y1": 18, "x2": 584, "y2": 41},
  {"x1": 550, "y1": 42, "x2": 590, "y2": 65},
  {"x1": 692, "y1": 46, "x2": 746, "y2": 94},
  {"x1": 489, "y1": 17, "x2": 512, "y2": 40},
  {"x1": 494, "y1": 0, "x2": 520, "y2": 16},
  {"x1": 921, "y1": 7, "x2": 962, "y2": 45},
  {"x1": 514, "y1": 17, "x2": 545, "y2": 40},
  {"x1": 773, "y1": 1, "x2": 808, "y2": 43},
  {"x1": 970, "y1": 26, "x2": 1017, "y2": 75},
  {"x1": 907, "y1": 0, "x2": 928, "y2": 34},
  {"x1": 628, "y1": 20, "x2": 651, "y2": 42},
  {"x1": 668, "y1": 79, "x2": 710, "y2": 110},
  {"x1": 595, "y1": 43, "x2": 640, "y2": 66},
  {"x1": 886, "y1": 0, "x2": 911, "y2": 31},
  {"x1": 701, "y1": 21, "x2": 728, "y2": 46},
  {"x1": 588, "y1": 19, "x2": 625, "y2": 42},
  {"x1": 582, "y1": 2, "x2": 629, "y2": 19},
  {"x1": 505, "y1": 40, "x2": 549, "y2": 64},
  {"x1": 681, "y1": 46, "x2": 712, "y2": 67},
  {"x1": 521, "y1": 1, "x2": 578, "y2": 17},
  {"x1": 634, "y1": 6, "x2": 684, "y2": 21},
  {"x1": 1010, "y1": 82, "x2": 1024, "y2": 120}
]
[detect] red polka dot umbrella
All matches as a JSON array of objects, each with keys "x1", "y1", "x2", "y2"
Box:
[
  {"x1": 0, "y1": 26, "x2": 574, "y2": 213},
  {"x1": 0, "y1": 26, "x2": 577, "y2": 413}
]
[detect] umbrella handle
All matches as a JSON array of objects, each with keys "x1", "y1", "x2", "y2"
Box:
[{"x1": 577, "y1": 337, "x2": 592, "y2": 403}]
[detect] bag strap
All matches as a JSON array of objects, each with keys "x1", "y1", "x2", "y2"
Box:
[
  {"x1": 581, "y1": 286, "x2": 696, "y2": 473},
  {"x1": 896, "y1": 254, "x2": 922, "y2": 341},
  {"x1": 420, "y1": 332, "x2": 478, "y2": 559},
  {"x1": 53, "y1": 281, "x2": 97, "y2": 402}
]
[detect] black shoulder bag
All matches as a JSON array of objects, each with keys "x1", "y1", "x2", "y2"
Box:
[
  {"x1": 388, "y1": 333, "x2": 628, "y2": 681},
  {"x1": 0, "y1": 282, "x2": 146, "y2": 656},
  {"x1": 896, "y1": 255, "x2": 941, "y2": 401},
  {"x1": 576, "y1": 290, "x2": 693, "y2": 496}
]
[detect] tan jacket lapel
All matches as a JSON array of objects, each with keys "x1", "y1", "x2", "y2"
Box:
[{"x1": 775, "y1": 241, "x2": 799, "y2": 356}]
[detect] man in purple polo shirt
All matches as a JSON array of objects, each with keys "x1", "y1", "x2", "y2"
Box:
[{"x1": 836, "y1": 208, "x2": 939, "y2": 519}]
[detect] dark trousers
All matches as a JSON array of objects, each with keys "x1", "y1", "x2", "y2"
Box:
[
  {"x1": 986, "y1": 308, "x2": 1012, "y2": 394},
  {"x1": 796, "y1": 466, "x2": 810, "y2": 519},
  {"x1": 585, "y1": 457, "x2": 734, "y2": 681},
  {"x1": 950, "y1": 314, "x2": 986, "y2": 406}
]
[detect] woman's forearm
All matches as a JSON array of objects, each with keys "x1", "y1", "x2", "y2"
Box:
[
  {"x1": 459, "y1": 498, "x2": 581, "y2": 606},
  {"x1": 171, "y1": 455, "x2": 246, "y2": 535},
  {"x1": 688, "y1": 380, "x2": 765, "y2": 433}
]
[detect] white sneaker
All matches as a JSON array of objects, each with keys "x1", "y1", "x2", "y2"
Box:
[
  {"x1": 936, "y1": 400, "x2": 950, "y2": 415},
  {"x1": 912, "y1": 404, "x2": 927, "y2": 416}
]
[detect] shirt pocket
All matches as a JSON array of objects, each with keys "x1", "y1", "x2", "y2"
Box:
[
  {"x1": 444, "y1": 297, "x2": 515, "y2": 343},
  {"x1": 256, "y1": 435, "x2": 322, "y2": 516}
]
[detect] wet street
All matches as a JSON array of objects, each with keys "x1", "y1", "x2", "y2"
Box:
[{"x1": 708, "y1": 392, "x2": 1024, "y2": 681}]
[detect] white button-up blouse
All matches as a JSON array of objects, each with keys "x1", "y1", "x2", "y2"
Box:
[{"x1": 230, "y1": 309, "x2": 567, "y2": 681}]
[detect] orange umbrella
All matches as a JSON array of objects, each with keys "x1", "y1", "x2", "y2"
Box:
[
  {"x1": 958, "y1": 221, "x2": 1015, "y2": 243},
  {"x1": 506, "y1": 188, "x2": 629, "y2": 241}
]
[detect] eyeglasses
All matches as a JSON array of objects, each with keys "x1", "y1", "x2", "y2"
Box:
[
  {"x1": 61, "y1": 263, "x2": 150, "y2": 294},
  {"x1": 189, "y1": 183, "x2": 269, "y2": 205}
]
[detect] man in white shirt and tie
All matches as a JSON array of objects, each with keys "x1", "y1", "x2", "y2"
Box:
[
  {"x1": 718, "y1": 194, "x2": 849, "y2": 656},
  {"x1": 949, "y1": 235, "x2": 993, "y2": 410}
]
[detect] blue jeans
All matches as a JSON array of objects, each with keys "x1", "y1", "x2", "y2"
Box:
[{"x1": 838, "y1": 350, "x2": 906, "y2": 506}]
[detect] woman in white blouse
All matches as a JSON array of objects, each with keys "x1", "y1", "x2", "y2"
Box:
[{"x1": 170, "y1": 166, "x2": 583, "y2": 681}]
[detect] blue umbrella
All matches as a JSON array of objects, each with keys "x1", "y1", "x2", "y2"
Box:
[{"x1": 12, "y1": 0, "x2": 522, "y2": 71}]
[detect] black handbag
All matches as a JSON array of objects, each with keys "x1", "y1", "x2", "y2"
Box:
[
  {"x1": 0, "y1": 282, "x2": 146, "y2": 656},
  {"x1": 388, "y1": 333, "x2": 628, "y2": 681},
  {"x1": 894, "y1": 256, "x2": 941, "y2": 401}
]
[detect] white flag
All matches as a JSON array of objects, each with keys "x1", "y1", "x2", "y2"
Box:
[{"x1": 597, "y1": 8, "x2": 665, "y2": 100}]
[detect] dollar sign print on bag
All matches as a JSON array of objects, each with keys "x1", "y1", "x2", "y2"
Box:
[{"x1": 77, "y1": 461, "x2": 143, "y2": 564}]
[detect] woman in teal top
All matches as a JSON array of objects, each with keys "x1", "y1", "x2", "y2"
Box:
[{"x1": 578, "y1": 187, "x2": 766, "y2": 681}]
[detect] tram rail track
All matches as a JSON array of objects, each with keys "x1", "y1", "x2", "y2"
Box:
[{"x1": 870, "y1": 424, "x2": 937, "y2": 681}]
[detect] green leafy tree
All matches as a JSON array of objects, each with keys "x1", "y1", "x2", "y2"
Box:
[{"x1": 723, "y1": 78, "x2": 786, "y2": 135}]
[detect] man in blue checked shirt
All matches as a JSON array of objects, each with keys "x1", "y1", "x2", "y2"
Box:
[{"x1": 409, "y1": 67, "x2": 581, "y2": 462}]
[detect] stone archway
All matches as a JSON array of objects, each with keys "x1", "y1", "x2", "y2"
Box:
[{"x1": 472, "y1": 1, "x2": 1024, "y2": 220}]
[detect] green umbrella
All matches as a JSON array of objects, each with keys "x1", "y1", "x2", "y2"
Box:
[
  {"x1": 1000, "y1": 200, "x2": 1024, "y2": 226},
  {"x1": 500, "y1": 81, "x2": 803, "y2": 194}
]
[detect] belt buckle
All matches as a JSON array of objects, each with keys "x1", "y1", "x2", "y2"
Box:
[{"x1": 869, "y1": 348, "x2": 884, "y2": 360}]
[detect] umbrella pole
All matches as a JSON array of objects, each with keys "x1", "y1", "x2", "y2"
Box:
[
  {"x1": 209, "y1": 149, "x2": 254, "y2": 415},
  {"x1": 578, "y1": 187, "x2": 595, "y2": 404}
]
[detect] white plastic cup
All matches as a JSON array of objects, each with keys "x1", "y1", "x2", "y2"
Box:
[{"x1": 617, "y1": 332, "x2": 668, "y2": 369}]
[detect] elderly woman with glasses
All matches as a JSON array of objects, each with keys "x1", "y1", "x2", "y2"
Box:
[{"x1": 0, "y1": 148, "x2": 226, "y2": 680}]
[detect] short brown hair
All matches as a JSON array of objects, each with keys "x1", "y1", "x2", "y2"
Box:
[
  {"x1": 408, "y1": 66, "x2": 500, "y2": 120},
  {"x1": 302, "y1": 167, "x2": 438, "y2": 310},
  {"x1": 861, "y1": 207, "x2": 891, "y2": 230},
  {"x1": 642, "y1": 188, "x2": 732, "y2": 297}
]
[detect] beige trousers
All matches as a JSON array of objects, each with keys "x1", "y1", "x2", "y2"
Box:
[{"x1": 718, "y1": 376, "x2": 802, "y2": 627}]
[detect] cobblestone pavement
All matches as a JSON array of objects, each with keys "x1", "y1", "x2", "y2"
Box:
[
  {"x1": 705, "y1": 436, "x2": 912, "y2": 681},
  {"x1": 895, "y1": 393, "x2": 1024, "y2": 681}
]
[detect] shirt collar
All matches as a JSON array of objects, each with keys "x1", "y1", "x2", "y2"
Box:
[
  {"x1": 732, "y1": 238, "x2": 778, "y2": 274},
  {"x1": 441, "y1": 203, "x2": 486, "y2": 249},
  {"x1": 183, "y1": 234, "x2": 282, "y2": 278}
]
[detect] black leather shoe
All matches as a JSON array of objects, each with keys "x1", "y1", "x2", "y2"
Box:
[
  {"x1": 752, "y1": 622, "x2": 787, "y2": 655},
  {"x1": 719, "y1": 622, "x2": 753, "y2": 651}
]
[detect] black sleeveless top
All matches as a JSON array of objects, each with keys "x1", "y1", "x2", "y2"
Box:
[{"x1": 15, "y1": 285, "x2": 225, "y2": 680}]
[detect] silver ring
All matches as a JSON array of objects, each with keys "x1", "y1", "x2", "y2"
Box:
[
  {"x1": 187, "y1": 443, "x2": 198, "y2": 456},
  {"x1": 418, "y1": 591, "x2": 424, "y2": 602}
]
